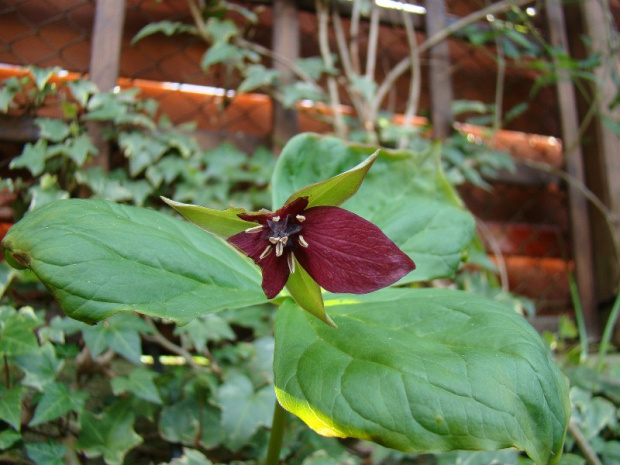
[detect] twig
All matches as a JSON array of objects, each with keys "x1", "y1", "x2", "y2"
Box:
[
  {"x1": 316, "y1": 0, "x2": 347, "y2": 138},
  {"x1": 491, "y1": 16, "x2": 506, "y2": 132},
  {"x1": 568, "y1": 419, "x2": 603, "y2": 465},
  {"x1": 398, "y1": 9, "x2": 421, "y2": 149},
  {"x1": 476, "y1": 218, "x2": 510, "y2": 292},
  {"x1": 142, "y1": 317, "x2": 207, "y2": 372},
  {"x1": 371, "y1": 0, "x2": 534, "y2": 120},
  {"x1": 349, "y1": 0, "x2": 362, "y2": 75},
  {"x1": 365, "y1": 3, "x2": 380, "y2": 82},
  {"x1": 331, "y1": 9, "x2": 366, "y2": 118}
]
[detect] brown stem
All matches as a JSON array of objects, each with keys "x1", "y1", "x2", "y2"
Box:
[
  {"x1": 398, "y1": 9, "x2": 422, "y2": 149},
  {"x1": 349, "y1": 0, "x2": 362, "y2": 75},
  {"x1": 568, "y1": 419, "x2": 603, "y2": 465}
]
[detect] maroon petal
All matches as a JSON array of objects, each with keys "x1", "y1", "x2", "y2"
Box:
[
  {"x1": 293, "y1": 206, "x2": 415, "y2": 294},
  {"x1": 228, "y1": 229, "x2": 290, "y2": 299}
]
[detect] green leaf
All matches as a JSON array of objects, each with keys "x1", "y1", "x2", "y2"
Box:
[
  {"x1": 29, "y1": 381, "x2": 87, "y2": 426},
  {"x1": 82, "y1": 313, "x2": 150, "y2": 364},
  {"x1": 168, "y1": 448, "x2": 214, "y2": 465},
  {"x1": 25, "y1": 441, "x2": 67, "y2": 465},
  {"x1": 0, "y1": 80, "x2": 19, "y2": 112},
  {"x1": 119, "y1": 131, "x2": 167, "y2": 176},
  {"x1": 274, "y1": 289, "x2": 570, "y2": 465},
  {"x1": 349, "y1": 74, "x2": 377, "y2": 102},
  {"x1": 29, "y1": 66, "x2": 59, "y2": 91},
  {"x1": 238, "y1": 64, "x2": 280, "y2": 94},
  {"x1": 2, "y1": 199, "x2": 265, "y2": 324},
  {"x1": 272, "y1": 134, "x2": 475, "y2": 282},
  {"x1": 10, "y1": 140, "x2": 48, "y2": 176},
  {"x1": 0, "y1": 385, "x2": 23, "y2": 431},
  {"x1": 204, "y1": 17, "x2": 239, "y2": 44},
  {"x1": 0, "y1": 307, "x2": 40, "y2": 356},
  {"x1": 0, "y1": 429, "x2": 21, "y2": 449},
  {"x1": 159, "y1": 398, "x2": 222, "y2": 449},
  {"x1": 14, "y1": 341, "x2": 64, "y2": 391},
  {"x1": 68, "y1": 79, "x2": 99, "y2": 107},
  {"x1": 132, "y1": 20, "x2": 197, "y2": 44},
  {"x1": 76, "y1": 167, "x2": 133, "y2": 202},
  {"x1": 35, "y1": 118, "x2": 70, "y2": 142},
  {"x1": 162, "y1": 197, "x2": 255, "y2": 238},
  {"x1": 77, "y1": 401, "x2": 143, "y2": 465},
  {"x1": 201, "y1": 42, "x2": 244, "y2": 69},
  {"x1": 280, "y1": 140, "x2": 378, "y2": 209},
  {"x1": 174, "y1": 313, "x2": 235, "y2": 352},
  {"x1": 111, "y1": 367, "x2": 162, "y2": 404},
  {"x1": 217, "y1": 372, "x2": 275, "y2": 451},
  {"x1": 285, "y1": 258, "x2": 335, "y2": 327},
  {"x1": 66, "y1": 133, "x2": 98, "y2": 165}
]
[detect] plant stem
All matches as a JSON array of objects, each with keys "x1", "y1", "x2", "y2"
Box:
[
  {"x1": 265, "y1": 399, "x2": 287, "y2": 465},
  {"x1": 568, "y1": 272, "x2": 589, "y2": 363},
  {"x1": 597, "y1": 291, "x2": 620, "y2": 370}
]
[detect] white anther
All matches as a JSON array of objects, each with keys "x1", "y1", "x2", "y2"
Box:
[
  {"x1": 298, "y1": 235, "x2": 309, "y2": 248},
  {"x1": 245, "y1": 225, "x2": 264, "y2": 234},
  {"x1": 281, "y1": 236, "x2": 288, "y2": 245},
  {"x1": 287, "y1": 253, "x2": 295, "y2": 273},
  {"x1": 269, "y1": 237, "x2": 279, "y2": 244},
  {"x1": 276, "y1": 241, "x2": 284, "y2": 257},
  {"x1": 272, "y1": 216, "x2": 281, "y2": 222},
  {"x1": 259, "y1": 245, "x2": 272, "y2": 260},
  {"x1": 296, "y1": 215, "x2": 306, "y2": 222}
]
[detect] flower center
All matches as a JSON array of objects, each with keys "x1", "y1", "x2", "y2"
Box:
[{"x1": 266, "y1": 215, "x2": 302, "y2": 257}]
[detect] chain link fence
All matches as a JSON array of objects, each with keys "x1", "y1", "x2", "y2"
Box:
[{"x1": 0, "y1": 0, "x2": 573, "y2": 319}]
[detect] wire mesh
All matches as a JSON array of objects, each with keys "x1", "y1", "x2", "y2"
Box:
[{"x1": 0, "y1": 0, "x2": 574, "y2": 318}]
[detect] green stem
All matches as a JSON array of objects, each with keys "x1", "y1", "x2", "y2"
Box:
[
  {"x1": 568, "y1": 272, "x2": 588, "y2": 363},
  {"x1": 597, "y1": 291, "x2": 620, "y2": 371},
  {"x1": 265, "y1": 399, "x2": 287, "y2": 465}
]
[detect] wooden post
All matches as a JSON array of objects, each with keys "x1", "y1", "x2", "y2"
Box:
[
  {"x1": 88, "y1": 0, "x2": 127, "y2": 171},
  {"x1": 424, "y1": 0, "x2": 453, "y2": 139},
  {"x1": 578, "y1": 0, "x2": 620, "y2": 306},
  {"x1": 545, "y1": 0, "x2": 599, "y2": 335},
  {"x1": 271, "y1": 0, "x2": 299, "y2": 151}
]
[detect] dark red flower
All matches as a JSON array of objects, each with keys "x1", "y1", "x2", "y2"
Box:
[{"x1": 227, "y1": 196, "x2": 415, "y2": 299}]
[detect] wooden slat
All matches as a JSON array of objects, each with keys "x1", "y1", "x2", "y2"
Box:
[
  {"x1": 271, "y1": 0, "x2": 299, "y2": 150},
  {"x1": 424, "y1": 0, "x2": 453, "y2": 139},
  {"x1": 87, "y1": 0, "x2": 127, "y2": 171},
  {"x1": 545, "y1": 0, "x2": 599, "y2": 335}
]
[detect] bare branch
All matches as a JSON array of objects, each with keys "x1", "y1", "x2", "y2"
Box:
[
  {"x1": 397, "y1": 8, "x2": 421, "y2": 149},
  {"x1": 350, "y1": 0, "x2": 362, "y2": 74},
  {"x1": 365, "y1": 3, "x2": 380, "y2": 81}
]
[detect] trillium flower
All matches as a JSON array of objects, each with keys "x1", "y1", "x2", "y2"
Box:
[
  {"x1": 162, "y1": 149, "x2": 415, "y2": 326},
  {"x1": 227, "y1": 196, "x2": 415, "y2": 300}
]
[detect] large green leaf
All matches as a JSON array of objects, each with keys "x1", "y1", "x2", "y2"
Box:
[
  {"x1": 271, "y1": 134, "x2": 474, "y2": 282},
  {"x1": 274, "y1": 289, "x2": 570, "y2": 465},
  {"x1": 1, "y1": 199, "x2": 265, "y2": 324}
]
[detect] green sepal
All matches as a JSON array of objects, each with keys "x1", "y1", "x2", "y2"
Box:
[
  {"x1": 161, "y1": 197, "x2": 258, "y2": 238},
  {"x1": 285, "y1": 257, "x2": 335, "y2": 328},
  {"x1": 284, "y1": 149, "x2": 379, "y2": 210}
]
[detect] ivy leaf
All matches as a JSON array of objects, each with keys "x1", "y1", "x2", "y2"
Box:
[
  {"x1": 204, "y1": 18, "x2": 239, "y2": 44},
  {"x1": 174, "y1": 313, "x2": 235, "y2": 352},
  {"x1": 14, "y1": 341, "x2": 64, "y2": 391},
  {"x1": 10, "y1": 140, "x2": 49, "y2": 177},
  {"x1": 29, "y1": 66, "x2": 59, "y2": 91},
  {"x1": 68, "y1": 79, "x2": 99, "y2": 107},
  {"x1": 201, "y1": 42, "x2": 245, "y2": 69},
  {"x1": 77, "y1": 401, "x2": 143, "y2": 465},
  {"x1": 168, "y1": 448, "x2": 214, "y2": 465},
  {"x1": 274, "y1": 289, "x2": 570, "y2": 465},
  {"x1": 82, "y1": 312, "x2": 151, "y2": 364},
  {"x1": 111, "y1": 367, "x2": 162, "y2": 404},
  {"x1": 0, "y1": 385, "x2": 23, "y2": 431},
  {"x1": 238, "y1": 64, "x2": 280, "y2": 94},
  {"x1": 217, "y1": 373, "x2": 275, "y2": 451},
  {"x1": 159, "y1": 398, "x2": 222, "y2": 449},
  {"x1": 0, "y1": 429, "x2": 21, "y2": 449},
  {"x1": 25, "y1": 441, "x2": 67, "y2": 465},
  {"x1": 29, "y1": 381, "x2": 87, "y2": 426},
  {"x1": 119, "y1": 131, "x2": 167, "y2": 176},
  {"x1": 0, "y1": 307, "x2": 40, "y2": 357},
  {"x1": 35, "y1": 118, "x2": 70, "y2": 142},
  {"x1": 66, "y1": 133, "x2": 98, "y2": 166},
  {"x1": 132, "y1": 20, "x2": 197, "y2": 44}
]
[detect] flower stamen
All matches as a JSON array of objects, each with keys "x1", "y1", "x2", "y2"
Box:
[
  {"x1": 245, "y1": 225, "x2": 264, "y2": 234},
  {"x1": 287, "y1": 253, "x2": 295, "y2": 273},
  {"x1": 268, "y1": 237, "x2": 279, "y2": 244},
  {"x1": 259, "y1": 245, "x2": 272, "y2": 260},
  {"x1": 272, "y1": 215, "x2": 281, "y2": 222},
  {"x1": 275, "y1": 241, "x2": 284, "y2": 257},
  {"x1": 296, "y1": 214, "x2": 306, "y2": 222},
  {"x1": 298, "y1": 235, "x2": 309, "y2": 248}
]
